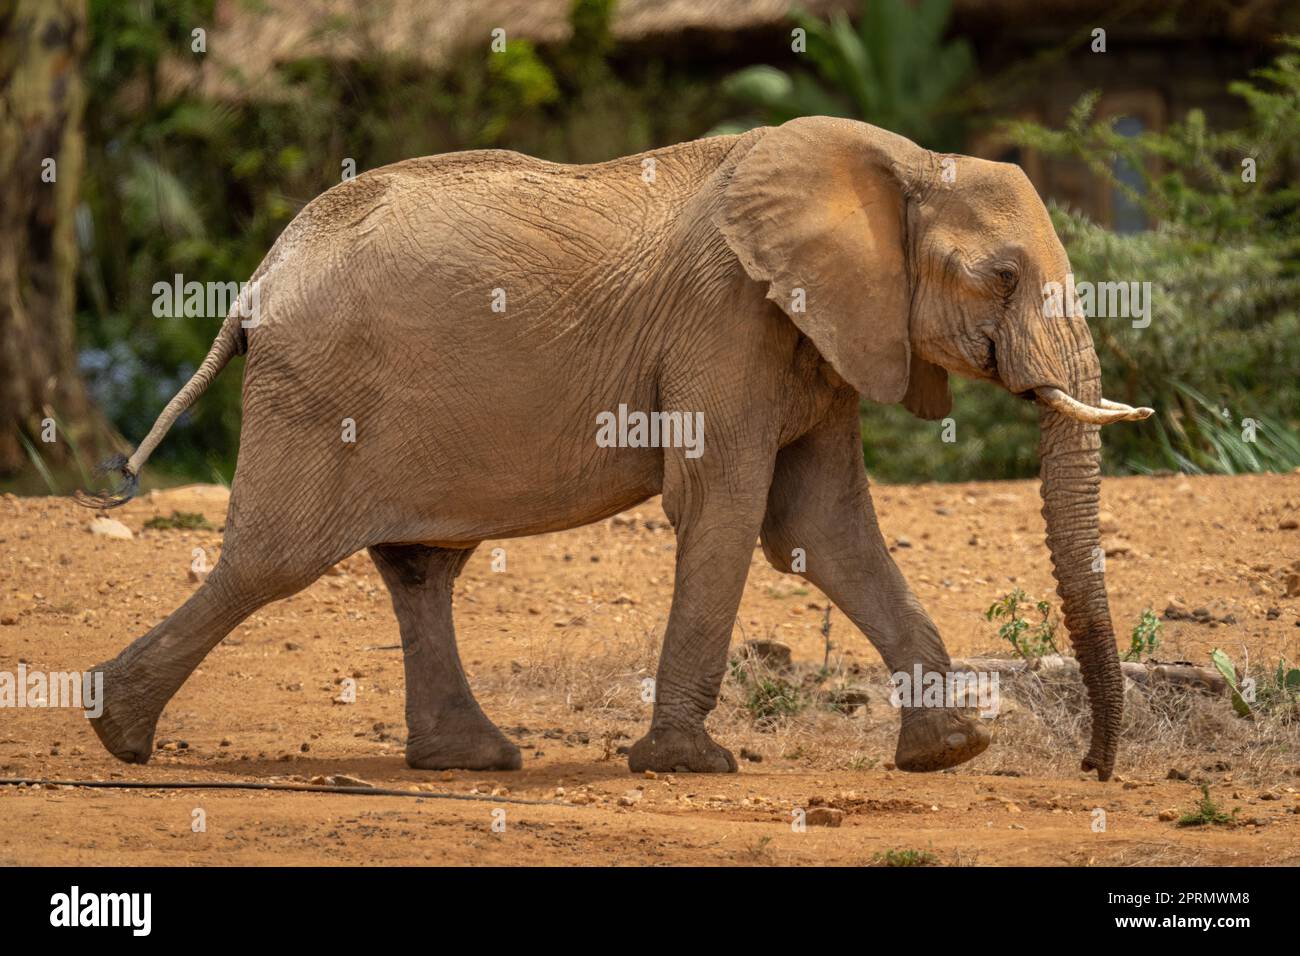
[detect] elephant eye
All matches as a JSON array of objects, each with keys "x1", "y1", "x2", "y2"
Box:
[{"x1": 996, "y1": 269, "x2": 1017, "y2": 287}]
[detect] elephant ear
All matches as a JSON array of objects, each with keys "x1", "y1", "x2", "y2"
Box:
[{"x1": 716, "y1": 116, "x2": 928, "y2": 406}]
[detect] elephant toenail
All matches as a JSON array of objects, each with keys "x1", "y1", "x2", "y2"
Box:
[{"x1": 945, "y1": 732, "x2": 967, "y2": 748}]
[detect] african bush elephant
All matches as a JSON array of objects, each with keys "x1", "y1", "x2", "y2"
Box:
[{"x1": 82, "y1": 116, "x2": 1150, "y2": 781}]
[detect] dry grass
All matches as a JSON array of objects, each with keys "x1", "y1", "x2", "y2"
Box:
[
  {"x1": 474, "y1": 622, "x2": 1300, "y2": 787},
  {"x1": 989, "y1": 665, "x2": 1299, "y2": 784}
]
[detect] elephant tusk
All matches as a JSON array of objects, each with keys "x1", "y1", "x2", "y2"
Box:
[
  {"x1": 1096, "y1": 397, "x2": 1152, "y2": 415},
  {"x1": 1097, "y1": 396, "x2": 1154, "y2": 420},
  {"x1": 1035, "y1": 387, "x2": 1154, "y2": 424}
]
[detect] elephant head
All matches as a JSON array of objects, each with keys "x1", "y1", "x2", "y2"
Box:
[{"x1": 716, "y1": 116, "x2": 1151, "y2": 780}]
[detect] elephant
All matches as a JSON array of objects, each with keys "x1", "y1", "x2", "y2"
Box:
[{"x1": 79, "y1": 116, "x2": 1151, "y2": 781}]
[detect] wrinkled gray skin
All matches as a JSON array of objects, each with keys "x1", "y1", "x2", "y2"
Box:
[{"x1": 85, "y1": 117, "x2": 1149, "y2": 780}]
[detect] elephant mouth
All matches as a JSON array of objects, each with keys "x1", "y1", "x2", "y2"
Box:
[
  {"x1": 975, "y1": 336, "x2": 1152, "y2": 423},
  {"x1": 983, "y1": 337, "x2": 998, "y2": 377}
]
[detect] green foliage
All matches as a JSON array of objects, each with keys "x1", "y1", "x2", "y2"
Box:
[
  {"x1": 1211, "y1": 648, "x2": 1300, "y2": 717},
  {"x1": 1210, "y1": 648, "x2": 1253, "y2": 717},
  {"x1": 1176, "y1": 785, "x2": 1237, "y2": 827},
  {"x1": 484, "y1": 39, "x2": 560, "y2": 140},
  {"x1": 1124, "y1": 608, "x2": 1162, "y2": 662},
  {"x1": 1001, "y1": 40, "x2": 1300, "y2": 476},
  {"x1": 17, "y1": 434, "x2": 59, "y2": 496},
  {"x1": 143, "y1": 510, "x2": 214, "y2": 531},
  {"x1": 861, "y1": 377, "x2": 1039, "y2": 482},
  {"x1": 1269, "y1": 659, "x2": 1300, "y2": 706},
  {"x1": 728, "y1": 658, "x2": 806, "y2": 724},
  {"x1": 985, "y1": 589, "x2": 1060, "y2": 660},
  {"x1": 1150, "y1": 384, "x2": 1300, "y2": 475},
  {"x1": 871, "y1": 847, "x2": 939, "y2": 866},
  {"x1": 712, "y1": 0, "x2": 973, "y2": 149},
  {"x1": 990, "y1": 594, "x2": 1174, "y2": 668}
]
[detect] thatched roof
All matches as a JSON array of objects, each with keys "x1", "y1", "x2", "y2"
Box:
[
  {"x1": 195, "y1": 0, "x2": 857, "y2": 100},
  {"x1": 189, "y1": 0, "x2": 1298, "y2": 101},
  {"x1": 948, "y1": 0, "x2": 1298, "y2": 37}
]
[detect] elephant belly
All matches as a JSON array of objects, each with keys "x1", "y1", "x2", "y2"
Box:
[{"x1": 350, "y1": 380, "x2": 670, "y2": 546}]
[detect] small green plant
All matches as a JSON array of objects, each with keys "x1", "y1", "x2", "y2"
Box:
[
  {"x1": 1266, "y1": 658, "x2": 1300, "y2": 709},
  {"x1": 728, "y1": 658, "x2": 805, "y2": 725},
  {"x1": 985, "y1": 589, "x2": 1060, "y2": 660},
  {"x1": 17, "y1": 433, "x2": 59, "y2": 496},
  {"x1": 143, "y1": 510, "x2": 213, "y2": 531},
  {"x1": 1176, "y1": 785, "x2": 1237, "y2": 827},
  {"x1": 872, "y1": 848, "x2": 939, "y2": 867},
  {"x1": 1124, "y1": 608, "x2": 1162, "y2": 662},
  {"x1": 1210, "y1": 648, "x2": 1252, "y2": 717},
  {"x1": 1213, "y1": 648, "x2": 1300, "y2": 717}
]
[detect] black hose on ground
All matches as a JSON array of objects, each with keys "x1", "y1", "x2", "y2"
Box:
[{"x1": 0, "y1": 777, "x2": 571, "y2": 807}]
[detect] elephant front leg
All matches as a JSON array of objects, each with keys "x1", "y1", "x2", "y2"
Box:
[
  {"x1": 628, "y1": 461, "x2": 773, "y2": 774},
  {"x1": 760, "y1": 401, "x2": 990, "y2": 772},
  {"x1": 369, "y1": 544, "x2": 521, "y2": 771}
]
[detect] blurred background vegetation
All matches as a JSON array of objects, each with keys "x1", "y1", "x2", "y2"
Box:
[{"x1": 2, "y1": 0, "x2": 1297, "y2": 493}]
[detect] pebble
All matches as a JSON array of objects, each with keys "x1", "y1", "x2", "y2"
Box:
[
  {"x1": 329, "y1": 774, "x2": 373, "y2": 789},
  {"x1": 805, "y1": 806, "x2": 843, "y2": 827},
  {"x1": 88, "y1": 517, "x2": 133, "y2": 540}
]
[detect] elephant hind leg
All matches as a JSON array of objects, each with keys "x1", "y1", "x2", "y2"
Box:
[
  {"x1": 369, "y1": 543, "x2": 521, "y2": 772},
  {"x1": 89, "y1": 530, "x2": 344, "y2": 764}
]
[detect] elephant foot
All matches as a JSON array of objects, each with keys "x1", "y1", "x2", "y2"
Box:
[
  {"x1": 894, "y1": 708, "x2": 990, "y2": 772},
  {"x1": 87, "y1": 660, "x2": 159, "y2": 764},
  {"x1": 627, "y1": 725, "x2": 737, "y2": 773},
  {"x1": 405, "y1": 718, "x2": 522, "y2": 771}
]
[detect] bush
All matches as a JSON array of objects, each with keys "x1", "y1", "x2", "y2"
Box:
[{"x1": 1002, "y1": 42, "x2": 1300, "y2": 475}]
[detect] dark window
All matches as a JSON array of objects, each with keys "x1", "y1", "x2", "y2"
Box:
[{"x1": 1110, "y1": 115, "x2": 1148, "y2": 233}]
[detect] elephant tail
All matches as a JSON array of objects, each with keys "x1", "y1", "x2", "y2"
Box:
[{"x1": 74, "y1": 286, "x2": 253, "y2": 510}]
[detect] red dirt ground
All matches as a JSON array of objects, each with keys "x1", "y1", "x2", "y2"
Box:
[{"x1": 1, "y1": 473, "x2": 1298, "y2": 865}]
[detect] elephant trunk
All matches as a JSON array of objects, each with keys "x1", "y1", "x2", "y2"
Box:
[{"x1": 1035, "y1": 342, "x2": 1125, "y2": 781}]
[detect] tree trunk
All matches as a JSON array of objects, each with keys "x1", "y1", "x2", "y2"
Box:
[{"x1": 0, "y1": 0, "x2": 110, "y2": 481}]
